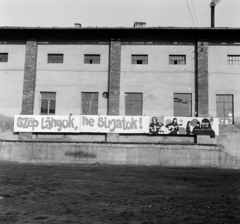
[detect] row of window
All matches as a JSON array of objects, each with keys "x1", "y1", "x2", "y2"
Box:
[
  {"x1": 40, "y1": 92, "x2": 234, "y2": 124},
  {"x1": 1, "y1": 52, "x2": 240, "y2": 65}
]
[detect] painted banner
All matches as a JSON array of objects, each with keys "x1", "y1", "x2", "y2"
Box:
[
  {"x1": 164, "y1": 117, "x2": 219, "y2": 136},
  {"x1": 14, "y1": 115, "x2": 218, "y2": 135},
  {"x1": 81, "y1": 115, "x2": 149, "y2": 133},
  {"x1": 149, "y1": 116, "x2": 219, "y2": 136},
  {"x1": 14, "y1": 115, "x2": 80, "y2": 133}
]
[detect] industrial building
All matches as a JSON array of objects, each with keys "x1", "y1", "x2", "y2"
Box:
[{"x1": 0, "y1": 3, "x2": 239, "y2": 146}]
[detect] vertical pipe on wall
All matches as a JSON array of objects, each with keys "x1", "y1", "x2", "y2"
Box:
[
  {"x1": 210, "y1": 2, "x2": 216, "y2": 28},
  {"x1": 195, "y1": 40, "x2": 198, "y2": 117}
]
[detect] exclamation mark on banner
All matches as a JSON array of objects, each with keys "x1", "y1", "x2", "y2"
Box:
[{"x1": 139, "y1": 117, "x2": 143, "y2": 129}]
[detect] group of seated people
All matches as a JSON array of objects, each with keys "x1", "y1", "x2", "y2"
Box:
[{"x1": 149, "y1": 117, "x2": 215, "y2": 136}]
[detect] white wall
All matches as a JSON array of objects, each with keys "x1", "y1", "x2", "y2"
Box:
[
  {"x1": 34, "y1": 44, "x2": 109, "y2": 116},
  {"x1": 120, "y1": 44, "x2": 195, "y2": 117},
  {"x1": 209, "y1": 44, "x2": 240, "y2": 123}
]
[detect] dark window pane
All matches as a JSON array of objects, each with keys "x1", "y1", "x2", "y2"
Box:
[
  {"x1": 224, "y1": 109, "x2": 232, "y2": 117},
  {"x1": 81, "y1": 92, "x2": 98, "y2": 115},
  {"x1": 125, "y1": 93, "x2": 132, "y2": 100},
  {"x1": 84, "y1": 55, "x2": 100, "y2": 64},
  {"x1": 131, "y1": 55, "x2": 148, "y2": 65},
  {"x1": 217, "y1": 102, "x2": 224, "y2": 110},
  {"x1": 228, "y1": 55, "x2": 240, "y2": 65},
  {"x1": 174, "y1": 108, "x2": 182, "y2": 116},
  {"x1": 177, "y1": 94, "x2": 182, "y2": 100},
  {"x1": 182, "y1": 102, "x2": 190, "y2": 109},
  {"x1": 174, "y1": 102, "x2": 182, "y2": 108},
  {"x1": 224, "y1": 95, "x2": 229, "y2": 102},
  {"x1": 183, "y1": 94, "x2": 187, "y2": 101},
  {"x1": 225, "y1": 103, "x2": 232, "y2": 109},
  {"x1": 182, "y1": 108, "x2": 190, "y2": 117},
  {"x1": 90, "y1": 108, "x2": 98, "y2": 115},
  {"x1": 125, "y1": 102, "x2": 133, "y2": 115},
  {"x1": 49, "y1": 100, "x2": 56, "y2": 114},
  {"x1": 217, "y1": 108, "x2": 224, "y2": 117},
  {"x1": 91, "y1": 100, "x2": 98, "y2": 109},
  {"x1": 216, "y1": 94, "x2": 234, "y2": 124},
  {"x1": 187, "y1": 94, "x2": 191, "y2": 101},
  {"x1": 219, "y1": 95, "x2": 224, "y2": 102},
  {"x1": 0, "y1": 53, "x2": 8, "y2": 62},
  {"x1": 173, "y1": 93, "x2": 191, "y2": 117},
  {"x1": 169, "y1": 55, "x2": 186, "y2": 65},
  {"x1": 125, "y1": 93, "x2": 143, "y2": 115},
  {"x1": 48, "y1": 54, "x2": 63, "y2": 63},
  {"x1": 40, "y1": 92, "x2": 56, "y2": 115},
  {"x1": 134, "y1": 101, "x2": 142, "y2": 109},
  {"x1": 41, "y1": 99, "x2": 48, "y2": 114}
]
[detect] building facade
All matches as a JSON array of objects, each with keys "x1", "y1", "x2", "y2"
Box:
[{"x1": 0, "y1": 26, "x2": 240, "y2": 143}]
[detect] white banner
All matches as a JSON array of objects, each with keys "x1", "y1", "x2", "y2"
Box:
[
  {"x1": 163, "y1": 117, "x2": 219, "y2": 136},
  {"x1": 81, "y1": 115, "x2": 149, "y2": 133},
  {"x1": 14, "y1": 115, "x2": 80, "y2": 133},
  {"x1": 14, "y1": 115, "x2": 218, "y2": 135}
]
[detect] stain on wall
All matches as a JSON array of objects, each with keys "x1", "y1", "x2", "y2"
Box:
[
  {"x1": 65, "y1": 150, "x2": 96, "y2": 159},
  {"x1": 0, "y1": 115, "x2": 14, "y2": 132},
  {"x1": 0, "y1": 115, "x2": 17, "y2": 140},
  {"x1": 146, "y1": 94, "x2": 156, "y2": 101}
]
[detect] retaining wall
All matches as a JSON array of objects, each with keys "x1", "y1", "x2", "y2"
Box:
[{"x1": 1, "y1": 141, "x2": 240, "y2": 169}]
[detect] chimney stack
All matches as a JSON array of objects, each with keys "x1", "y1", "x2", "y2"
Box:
[
  {"x1": 134, "y1": 22, "x2": 146, "y2": 28},
  {"x1": 74, "y1": 23, "x2": 81, "y2": 28},
  {"x1": 210, "y1": 2, "x2": 216, "y2": 27}
]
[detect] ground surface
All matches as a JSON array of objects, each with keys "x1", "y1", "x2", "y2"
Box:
[{"x1": 0, "y1": 163, "x2": 240, "y2": 224}]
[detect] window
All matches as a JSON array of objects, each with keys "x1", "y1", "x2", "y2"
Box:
[
  {"x1": 174, "y1": 93, "x2": 192, "y2": 117},
  {"x1": 82, "y1": 92, "x2": 98, "y2": 115},
  {"x1": 169, "y1": 55, "x2": 186, "y2": 65},
  {"x1": 131, "y1": 55, "x2": 148, "y2": 64},
  {"x1": 84, "y1": 55, "x2": 100, "y2": 64},
  {"x1": 125, "y1": 93, "x2": 143, "y2": 116},
  {"x1": 40, "y1": 92, "x2": 56, "y2": 115},
  {"x1": 48, "y1": 54, "x2": 63, "y2": 63},
  {"x1": 0, "y1": 53, "x2": 8, "y2": 62},
  {"x1": 216, "y1": 94, "x2": 234, "y2": 124},
  {"x1": 228, "y1": 55, "x2": 240, "y2": 65}
]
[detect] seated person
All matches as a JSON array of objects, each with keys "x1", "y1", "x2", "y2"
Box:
[
  {"x1": 165, "y1": 118, "x2": 182, "y2": 135},
  {"x1": 149, "y1": 117, "x2": 163, "y2": 134}
]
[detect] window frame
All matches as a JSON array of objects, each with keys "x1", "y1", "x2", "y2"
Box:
[
  {"x1": 169, "y1": 55, "x2": 186, "y2": 65},
  {"x1": 40, "y1": 92, "x2": 56, "y2": 115},
  {"x1": 131, "y1": 55, "x2": 148, "y2": 65},
  {"x1": 47, "y1": 54, "x2": 64, "y2": 63},
  {"x1": 84, "y1": 54, "x2": 100, "y2": 64},
  {"x1": 0, "y1": 53, "x2": 8, "y2": 62},
  {"x1": 81, "y1": 92, "x2": 99, "y2": 115},
  {"x1": 125, "y1": 92, "x2": 143, "y2": 116},
  {"x1": 216, "y1": 94, "x2": 234, "y2": 124},
  {"x1": 228, "y1": 55, "x2": 240, "y2": 65},
  {"x1": 174, "y1": 93, "x2": 192, "y2": 117}
]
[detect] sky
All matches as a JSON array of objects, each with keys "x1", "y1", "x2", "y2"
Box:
[{"x1": 0, "y1": 0, "x2": 239, "y2": 28}]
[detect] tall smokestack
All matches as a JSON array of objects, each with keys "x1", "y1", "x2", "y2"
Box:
[{"x1": 210, "y1": 2, "x2": 216, "y2": 27}]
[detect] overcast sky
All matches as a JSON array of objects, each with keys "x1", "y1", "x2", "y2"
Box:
[{"x1": 0, "y1": 0, "x2": 239, "y2": 28}]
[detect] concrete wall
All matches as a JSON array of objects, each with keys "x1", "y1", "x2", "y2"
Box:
[
  {"x1": 217, "y1": 124, "x2": 240, "y2": 158},
  {"x1": 209, "y1": 44, "x2": 240, "y2": 123},
  {"x1": 1, "y1": 141, "x2": 240, "y2": 169},
  {"x1": 120, "y1": 44, "x2": 195, "y2": 116},
  {"x1": 0, "y1": 43, "x2": 26, "y2": 140}
]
